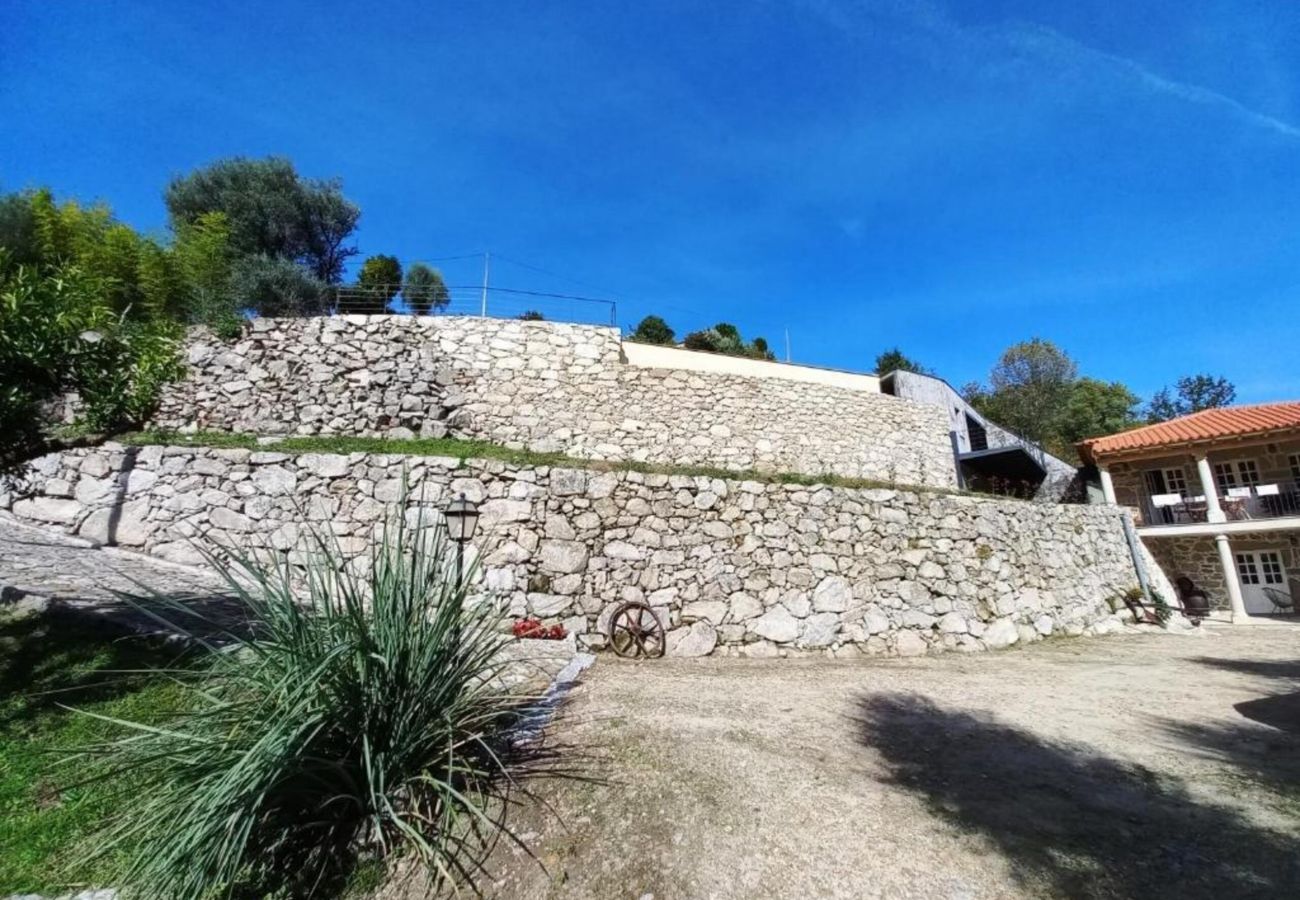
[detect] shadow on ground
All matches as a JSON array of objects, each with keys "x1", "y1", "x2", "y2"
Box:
[
  {"x1": 1191, "y1": 656, "x2": 1300, "y2": 680},
  {"x1": 1146, "y1": 656, "x2": 1300, "y2": 808},
  {"x1": 856, "y1": 693, "x2": 1300, "y2": 899},
  {"x1": 0, "y1": 594, "x2": 246, "y2": 727}
]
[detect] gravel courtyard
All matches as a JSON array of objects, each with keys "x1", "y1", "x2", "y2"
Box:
[
  {"x1": 470, "y1": 625, "x2": 1300, "y2": 900},
  {"x1": 3, "y1": 518, "x2": 1297, "y2": 899}
]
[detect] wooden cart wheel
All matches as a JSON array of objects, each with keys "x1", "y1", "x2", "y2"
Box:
[{"x1": 607, "y1": 601, "x2": 665, "y2": 659}]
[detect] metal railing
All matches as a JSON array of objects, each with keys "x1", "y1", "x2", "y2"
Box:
[
  {"x1": 314, "y1": 284, "x2": 618, "y2": 327},
  {"x1": 1139, "y1": 483, "x2": 1300, "y2": 526}
]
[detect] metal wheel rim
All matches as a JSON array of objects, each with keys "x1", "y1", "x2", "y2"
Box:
[{"x1": 608, "y1": 602, "x2": 664, "y2": 659}]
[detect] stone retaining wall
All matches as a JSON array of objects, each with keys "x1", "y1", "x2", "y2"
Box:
[
  {"x1": 153, "y1": 316, "x2": 957, "y2": 488},
  {"x1": 3, "y1": 444, "x2": 1137, "y2": 658}
]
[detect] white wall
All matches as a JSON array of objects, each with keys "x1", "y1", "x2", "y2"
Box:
[{"x1": 622, "y1": 341, "x2": 881, "y2": 392}]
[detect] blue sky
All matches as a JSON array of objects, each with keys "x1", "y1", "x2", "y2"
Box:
[{"x1": 3, "y1": 1, "x2": 1298, "y2": 403}]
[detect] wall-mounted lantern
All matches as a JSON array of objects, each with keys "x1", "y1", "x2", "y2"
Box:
[{"x1": 443, "y1": 492, "x2": 480, "y2": 583}]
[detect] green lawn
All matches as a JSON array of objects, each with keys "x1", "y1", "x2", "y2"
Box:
[{"x1": 0, "y1": 607, "x2": 192, "y2": 895}]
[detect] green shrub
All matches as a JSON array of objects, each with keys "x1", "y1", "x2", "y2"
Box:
[
  {"x1": 629, "y1": 314, "x2": 674, "y2": 344},
  {"x1": 72, "y1": 508, "x2": 543, "y2": 898},
  {"x1": 0, "y1": 260, "x2": 182, "y2": 471},
  {"x1": 681, "y1": 322, "x2": 775, "y2": 360},
  {"x1": 402, "y1": 262, "x2": 450, "y2": 315},
  {"x1": 1150, "y1": 589, "x2": 1172, "y2": 624}
]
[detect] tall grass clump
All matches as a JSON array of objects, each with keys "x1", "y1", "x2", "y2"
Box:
[{"x1": 70, "y1": 509, "x2": 543, "y2": 898}]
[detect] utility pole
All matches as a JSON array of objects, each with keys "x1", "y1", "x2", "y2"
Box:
[
  {"x1": 785, "y1": 328, "x2": 791, "y2": 363},
  {"x1": 479, "y1": 251, "x2": 490, "y2": 317}
]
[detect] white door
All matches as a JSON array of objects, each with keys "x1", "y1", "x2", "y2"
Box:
[{"x1": 1234, "y1": 550, "x2": 1289, "y2": 613}]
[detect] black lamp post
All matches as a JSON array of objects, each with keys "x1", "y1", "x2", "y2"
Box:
[{"x1": 443, "y1": 492, "x2": 481, "y2": 585}]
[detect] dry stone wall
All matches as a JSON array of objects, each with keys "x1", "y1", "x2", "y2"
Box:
[
  {"x1": 3, "y1": 444, "x2": 1137, "y2": 658},
  {"x1": 153, "y1": 316, "x2": 957, "y2": 488}
]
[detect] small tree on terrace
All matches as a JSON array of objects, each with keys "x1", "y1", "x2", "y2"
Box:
[
  {"x1": 874, "y1": 347, "x2": 930, "y2": 375},
  {"x1": 402, "y1": 262, "x2": 450, "y2": 315},
  {"x1": 630, "y1": 315, "x2": 674, "y2": 345},
  {"x1": 357, "y1": 254, "x2": 403, "y2": 309}
]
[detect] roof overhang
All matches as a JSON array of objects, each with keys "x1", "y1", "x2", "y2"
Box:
[
  {"x1": 958, "y1": 445, "x2": 1047, "y2": 482},
  {"x1": 1080, "y1": 427, "x2": 1300, "y2": 467}
]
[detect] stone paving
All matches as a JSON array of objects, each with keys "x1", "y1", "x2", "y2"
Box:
[
  {"x1": 0, "y1": 515, "x2": 219, "y2": 602},
  {"x1": 0, "y1": 515, "x2": 237, "y2": 639}
]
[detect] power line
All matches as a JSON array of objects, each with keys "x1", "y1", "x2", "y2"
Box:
[
  {"x1": 490, "y1": 252, "x2": 622, "y2": 297},
  {"x1": 412, "y1": 253, "x2": 486, "y2": 263}
]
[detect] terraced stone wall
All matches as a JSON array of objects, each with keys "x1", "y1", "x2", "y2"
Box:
[
  {"x1": 3, "y1": 444, "x2": 1142, "y2": 658},
  {"x1": 152, "y1": 316, "x2": 957, "y2": 488}
]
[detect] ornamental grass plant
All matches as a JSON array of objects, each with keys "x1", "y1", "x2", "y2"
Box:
[{"x1": 68, "y1": 508, "x2": 550, "y2": 899}]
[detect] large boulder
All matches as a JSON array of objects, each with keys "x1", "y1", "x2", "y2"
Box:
[
  {"x1": 666, "y1": 621, "x2": 718, "y2": 657},
  {"x1": 539, "y1": 540, "x2": 589, "y2": 574},
  {"x1": 751, "y1": 606, "x2": 801, "y2": 643}
]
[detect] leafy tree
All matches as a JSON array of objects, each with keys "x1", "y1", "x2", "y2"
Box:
[
  {"x1": 164, "y1": 157, "x2": 359, "y2": 283},
  {"x1": 1058, "y1": 378, "x2": 1141, "y2": 445},
  {"x1": 968, "y1": 338, "x2": 1078, "y2": 445},
  {"x1": 751, "y1": 336, "x2": 774, "y2": 360},
  {"x1": 357, "y1": 254, "x2": 402, "y2": 307},
  {"x1": 0, "y1": 257, "x2": 181, "y2": 471},
  {"x1": 230, "y1": 256, "x2": 327, "y2": 317},
  {"x1": 518, "y1": 310, "x2": 544, "y2": 321},
  {"x1": 874, "y1": 347, "x2": 930, "y2": 375},
  {"x1": 173, "y1": 211, "x2": 241, "y2": 336},
  {"x1": 714, "y1": 322, "x2": 741, "y2": 341},
  {"x1": 0, "y1": 190, "x2": 38, "y2": 265},
  {"x1": 1147, "y1": 374, "x2": 1237, "y2": 423},
  {"x1": 630, "y1": 315, "x2": 675, "y2": 345},
  {"x1": 402, "y1": 262, "x2": 450, "y2": 315},
  {"x1": 966, "y1": 338, "x2": 1148, "y2": 461}
]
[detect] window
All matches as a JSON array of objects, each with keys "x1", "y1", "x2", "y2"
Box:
[
  {"x1": 1237, "y1": 460, "x2": 1261, "y2": 487},
  {"x1": 1290, "y1": 454, "x2": 1300, "y2": 480},
  {"x1": 1145, "y1": 467, "x2": 1187, "y2": 496},
  {"x1": 1214, "y1": 462, "x2": 1237, "y2": 492},
  {"x1": 1213, "y1": 459, "x2": 1260, "y2": 492},
  {"x1": 1260, "y1": 551, "x2": 1285, "y2": 586},
  {"x1": 1236, "y1": 552, "x2": 1260, "y2": 585}
]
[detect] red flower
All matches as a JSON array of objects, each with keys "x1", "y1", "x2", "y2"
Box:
[
  {"x1": 513, "y1": 618, "x2": 568, "y2": 640},
  {"x1": 512, "y1": 617, "x2": 544, "y2": 639}
]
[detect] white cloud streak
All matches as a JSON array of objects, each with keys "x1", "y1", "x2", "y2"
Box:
[
  {"x1": 806, "y1": 0, "x2": 1300, "y2": 140},
  {"x1": 1004, "y1": 21, "x2": 1300, "y2": 140}
]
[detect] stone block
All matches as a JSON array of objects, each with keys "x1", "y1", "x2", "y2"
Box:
[
  {"x1": 751, "y1": 606, "x2": 800, "y2": 643},
  {"x1": 539, "y1": 540, "x2": 589, "y2": 574},
  {"x1": 812, "y1": 575, "x2": 853, "y2": 612},
  {"x1": 895, "y1": 631, "x2": 928, "y2": 657},
  {"x1": 13, "y1": 497, "x2": 82, "y2": 524},
  {"x1": 666, "y1": 621, "x2": 718, "y2": 657}
]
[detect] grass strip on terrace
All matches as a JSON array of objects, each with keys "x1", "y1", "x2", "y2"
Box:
[{"x1": 117, "y1": 430, "x2": 983, "y2": 499}]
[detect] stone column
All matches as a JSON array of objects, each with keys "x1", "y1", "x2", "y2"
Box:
[
  {"x1": 1099, "y1": 466, "x2": 1117, "y2": 504},
  {"x1": 1195, "y1": 455, "x2": 1226, "y2": 524},
  {"x1": 1213, "y1": 533, "x2": 1256, "y2": 623}
]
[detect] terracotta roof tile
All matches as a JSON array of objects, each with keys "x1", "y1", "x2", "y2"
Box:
[{"x1": 1079, "y1": 401, "x2": 1300, "y2": 463}]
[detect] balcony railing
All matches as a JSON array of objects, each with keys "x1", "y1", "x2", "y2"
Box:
[{"x1": 1139, "y1": 482, "x2": 1300, "y2": 527}]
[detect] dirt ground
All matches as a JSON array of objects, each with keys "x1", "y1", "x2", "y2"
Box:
[{"x1": 440, "y1": 625, "x2": 1300, "y2": 900}]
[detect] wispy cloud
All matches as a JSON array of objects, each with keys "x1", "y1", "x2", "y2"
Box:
[
  {"x1": 804, "y1": 0, "x2": 1300, "y2": 140},
  {"x1": 1003, "y1": 21, "x2": 1300, "y2": 140}
]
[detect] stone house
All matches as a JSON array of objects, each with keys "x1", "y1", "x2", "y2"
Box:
[{"x1": 1080, "y1": 402, "x2": 1300, "y2": 620}]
